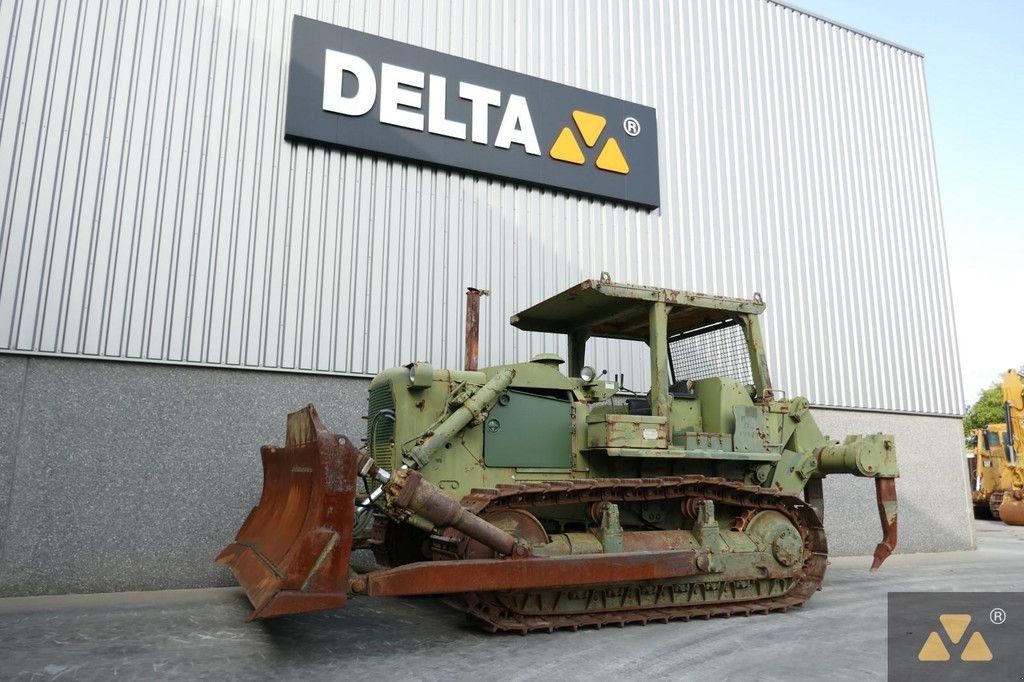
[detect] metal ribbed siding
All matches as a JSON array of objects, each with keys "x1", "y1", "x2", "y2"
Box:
[{"x1": 0, "y1": 0, "x2": 962, "y2": 415}]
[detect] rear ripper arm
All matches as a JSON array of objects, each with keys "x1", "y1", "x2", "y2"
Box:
[{"x1": 782, "y1": 397, "x2": 899, "y2": 570}]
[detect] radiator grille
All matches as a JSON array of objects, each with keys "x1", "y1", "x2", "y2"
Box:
[{"x1": 366, "y1": 383, "x2": 397, "y2": 471}]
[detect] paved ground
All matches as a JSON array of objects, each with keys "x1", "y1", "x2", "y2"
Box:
[{"x1": 1, "y1": 520, "x2": 1022, "y2": 681}]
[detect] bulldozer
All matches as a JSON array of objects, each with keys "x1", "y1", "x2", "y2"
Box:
[{"x1": 217, "y1": 278, "x2": 900, "y2": 632}]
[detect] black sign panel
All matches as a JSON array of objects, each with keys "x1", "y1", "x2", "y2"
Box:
[{"x1": 285, "y1": 16, "x2": 660, "y2": 209}]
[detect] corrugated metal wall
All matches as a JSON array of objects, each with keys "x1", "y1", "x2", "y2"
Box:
[{"x1": 0, "y1": 0, "x2": 962, "y2": 415}]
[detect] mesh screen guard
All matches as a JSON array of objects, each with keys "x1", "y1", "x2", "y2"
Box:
[{"x1": 668, "y1": 320, "x2": 754, "y2": 385}]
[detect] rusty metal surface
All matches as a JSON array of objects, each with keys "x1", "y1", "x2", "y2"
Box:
[
  {"x1": 216, "y1": 405, "x2": 357, "y2": 620},
  {"x1": 361, "y1": 550, "x2": 704, "y2": 597},
  {"x1": 388, "y1": 469, "x2": 524, "y2": 557},
  {"x1": 463, "y1": 510, "x2": 550, "y2": 559},
  {"x1": 464, "y1": 287, "x2": 488, "y2": 371},
  {"x1": 870, "y1": 478, "x2": 898, "y2": 571},
  {"x1": 998, "y1": 492, "x2": 1024, "y2": 526}
]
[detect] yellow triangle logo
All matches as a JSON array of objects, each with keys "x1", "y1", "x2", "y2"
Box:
[
  {"x1": 572, "y1": 110, "x2": 606, "y2": 147},
  {"x1": 960, "y1": 632, "x2": 993, "y2": 662},
  {"x1": 917, "y1": 631, "x2": 950, "y2": 661},
  {"x1": 550, "y1": 110, "x2": 631, "y2": 175},
  {"x1": 549, "y1": 127, "x2": 585, "y2": 164},
  {"x1": 595, "y1": 138, "x2": 629, "y2": 174},
  {"x1": 939, "y1": 614, "x2": 971, "y2": 644}
]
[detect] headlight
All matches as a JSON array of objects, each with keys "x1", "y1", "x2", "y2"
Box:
[
  {"x1": 580, "y1": 366, "x2": 597, "y2": 383},
  {"x1": 405, "y1": 362, "x2": 433, "y2": 389}
]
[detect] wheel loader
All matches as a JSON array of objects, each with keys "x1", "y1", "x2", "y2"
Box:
[{"x1": 217, "y1": 278, "x2": 900, "y2": 632}]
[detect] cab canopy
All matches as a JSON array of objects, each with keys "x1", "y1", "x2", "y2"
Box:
[
  {"x1": 510, "y1": 278, "x2": 772, "y2": 413},
  {"x1": 510, "y1": 279, "x2": 765, "y2": 341}
]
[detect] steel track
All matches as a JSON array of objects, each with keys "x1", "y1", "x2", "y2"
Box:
[
  {"x1": 990, "y1": 490, "x2": 1005, "y2": 519},
  {"x1": 443, "y1": 476, "x2": 828, "y2": 633}
]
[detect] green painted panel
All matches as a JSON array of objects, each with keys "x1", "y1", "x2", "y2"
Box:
[
  {"x1": 733, "y1": 405, "x2": 770, "y2": 453},
  {"x1": 483, "y1": 390, "x2": 573, "y2": 468}
]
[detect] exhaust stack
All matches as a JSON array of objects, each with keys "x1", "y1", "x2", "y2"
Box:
[{"x1": 465, "y1": 287, "x2": 489, "y2": 371}]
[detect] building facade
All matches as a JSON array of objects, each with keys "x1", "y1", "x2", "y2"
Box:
[{"x1": 0, "y1": 0, "x2": 970, "y2": 597}]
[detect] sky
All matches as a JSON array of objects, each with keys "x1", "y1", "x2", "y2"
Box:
[{"x1": 795, "y1": 0, "x2": 1024, "y2": 409}]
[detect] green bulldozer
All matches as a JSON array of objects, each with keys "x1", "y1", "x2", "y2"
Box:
[{"x1": 218, "y1": 277, "x2": 899, "y2": 632}]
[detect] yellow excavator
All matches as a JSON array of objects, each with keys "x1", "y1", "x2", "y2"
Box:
[
  {"x1": 969, "y1": 370, "x2": 1024, "y2": 525},
  {"x1": 968, "y1": 423, "x2": 1013, "y2": 517},
  {"x1": 996, "y1": 370, "x2": 1024, "y2": 525}
]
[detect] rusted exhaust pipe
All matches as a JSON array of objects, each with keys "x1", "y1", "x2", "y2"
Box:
[{"x1": 465, "y1": 287, "x2": 489, "y2": 371}]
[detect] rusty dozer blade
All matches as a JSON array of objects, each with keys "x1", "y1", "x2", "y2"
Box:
[{"x1": 216, "y1": 405, "x2": 357, "y2": 619}]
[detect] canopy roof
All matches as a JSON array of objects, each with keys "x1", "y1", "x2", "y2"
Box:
[{"x1": 510, "y1": 280, "x2": 765, "y2": 341}]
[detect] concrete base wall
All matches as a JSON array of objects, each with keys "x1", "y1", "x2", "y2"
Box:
[
  {"x1": 813, "y1": 408, "x2": 975, "y2": 556},
  {"x1": 0, "y1": 355, "x2": 974, "y2": 597},
  {"x1": 0, "y1": 355, "x2": 369, "y2": 597}
]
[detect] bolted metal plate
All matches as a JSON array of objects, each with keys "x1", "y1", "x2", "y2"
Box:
[
  {"x1": 483, "y1": 390, "x2": 572, "y2": 468},
  {"x1": 733, "y1": 405, "x2": 771, "y2": 453}
]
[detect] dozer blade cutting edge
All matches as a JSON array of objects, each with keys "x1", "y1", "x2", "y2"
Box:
[{"x1": 216, "y1": 405, "x2": 358, "y2": 620}]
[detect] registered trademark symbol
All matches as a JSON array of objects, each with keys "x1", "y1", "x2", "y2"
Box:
[
  {"x1": 990, "y1": 607, "x2": 1006, "y2": 625},
  {"x1": 623, "y1": 116, "x2": 641, "y2": 136}
]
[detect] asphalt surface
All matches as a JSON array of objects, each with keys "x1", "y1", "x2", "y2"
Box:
[{"x1": 2, "y1": 520, "x2": 1022, "y2": 681}]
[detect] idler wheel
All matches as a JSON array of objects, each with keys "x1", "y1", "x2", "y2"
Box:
[{"x1": 744, "y1": 510, "x2": 804, "y2": 568}]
